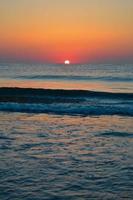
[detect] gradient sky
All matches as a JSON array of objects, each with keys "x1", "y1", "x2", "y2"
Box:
[{"x1": 0, "y1": 0, "x2": 133, "y2": 63}]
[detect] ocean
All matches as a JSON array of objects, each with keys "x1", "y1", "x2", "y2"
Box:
[{"x1": 0, "y1": 63, "x2": 133, "y2": 200}]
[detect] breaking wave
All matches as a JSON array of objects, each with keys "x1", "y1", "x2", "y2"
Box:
[{"x1": 0, "y1": 87, "x2": 133, "y2": 116}]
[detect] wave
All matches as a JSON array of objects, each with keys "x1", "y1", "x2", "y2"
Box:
[
  {"x1": 0, "y1": 102, "x2": 132, "y2": 116},
  {"x1": 100, "y1": 132, "x2": 133, "y2": 138},
  {"x1": 0, "y1": 87, "x2": 133, "y2": 116},
  {"x1": 16, "y1": 75, "x2": 133, "y2": 82},
  {"x1": 0, "y1": 87, "x2": 133, "y2": 100}
]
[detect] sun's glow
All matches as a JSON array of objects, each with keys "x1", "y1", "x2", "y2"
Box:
[{"x1": 64, "y1": 60, "x2": 70, "y2": 65}]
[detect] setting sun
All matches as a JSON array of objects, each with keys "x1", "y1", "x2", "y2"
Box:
[{"x1": 64, "y1": 60, "x2": 70, "y2": 65}]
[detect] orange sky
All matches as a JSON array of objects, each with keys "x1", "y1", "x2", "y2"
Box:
[{"x1": 0, "y1": 0, "x2": 133, "y2": 63}]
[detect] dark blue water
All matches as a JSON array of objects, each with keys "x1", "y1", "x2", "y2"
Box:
[
  {"x1": 0, "y1": 63, "x2": 133, "y2": 199},
  {"x1": 0, "y1": 88, "x2": 133, "y2": 116}
]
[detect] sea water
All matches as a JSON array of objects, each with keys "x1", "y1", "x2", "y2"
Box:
[
  {"x1": 0, "y1": 63, "x2": 133, "y2": 92},
  {"x1": 0, "y1": 63, "x2": 133, "y2": 199}
]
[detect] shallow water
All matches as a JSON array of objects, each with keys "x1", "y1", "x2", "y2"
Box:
[{"x1": 0, "y1": 112, "x2": 133, "y2": 200}]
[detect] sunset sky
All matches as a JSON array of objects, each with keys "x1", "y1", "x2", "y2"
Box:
[{"x1": 0, "y1": 0, "x2": 133, "y2": 63}]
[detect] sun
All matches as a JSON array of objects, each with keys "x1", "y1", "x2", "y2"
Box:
[{"x1": 64, "y1": 60, "x2": 70, "y2": 65}]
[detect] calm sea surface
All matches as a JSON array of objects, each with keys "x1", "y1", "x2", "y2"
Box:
[
  {"x1": 0, "y1": 63, "x2": 133, "y2": 92},
  {"x1": 0, "y1": 63, "x2": 133, "y2": 199}
]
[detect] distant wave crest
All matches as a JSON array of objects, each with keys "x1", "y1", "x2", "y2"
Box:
[{"x1": 16, "y1": 75, "x2": 133, "y2": 82}]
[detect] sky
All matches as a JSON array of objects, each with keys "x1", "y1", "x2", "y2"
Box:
[{"x1": 0, "y1": 0, "x2": 133, "y2": 63}]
